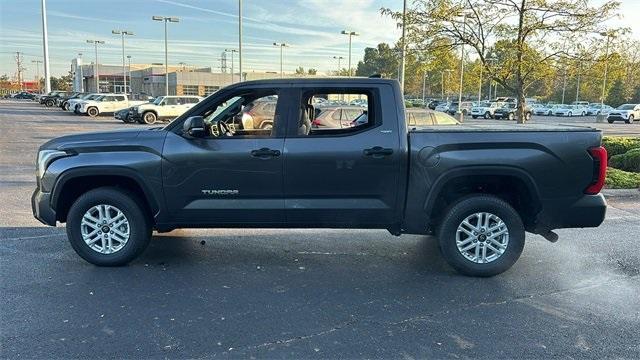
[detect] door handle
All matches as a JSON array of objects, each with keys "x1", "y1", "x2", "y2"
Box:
[
  {"x1": 363, "y1": 146, "x2": 394, "y2": 157},
  {"x1": 251, "y1": 148, "x2": 281, "y2": 158}
]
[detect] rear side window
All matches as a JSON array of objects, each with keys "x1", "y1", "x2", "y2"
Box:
[
  {"x1": 114, "y1": 96, "x2": 125, "y2": 101},
  {"x1": 298, "y1": 91, "x2": 371, "y2": 136}
]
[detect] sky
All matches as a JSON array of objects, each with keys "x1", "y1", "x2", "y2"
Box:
[
  {"x1": 0, "y1": 0, "x2": 402, "y2": 80},
  {"x1": 0, "y1": 0, "x2": 638, "y2": 81}
]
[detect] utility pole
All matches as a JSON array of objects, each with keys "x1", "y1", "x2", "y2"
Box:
[
  {"x1": 78, "y1": 53, "x2": 84, "y2": 92},
  {"x1": 332, "y1": 56, "x2": 344, "y2": 75},
  {"x1": 238, "y1": 0, "x2": 243, "y2": 82},
  {"x1": 225, "y1": 49, "x2": 238, "y2": 83},
  {"x1": 15, "y1": 52, "x2": 24, "y2": 91},
  {"x1": 41, "y1": 0, "x2": 51, "y2": 93},
  {"x1": 86, "y1": 40, "x2": 105, "y2": 93},
  {"x1": 341, "y1": 30, "x2": 360, "y2": 77},
  {"x1": 422, "y1": 72, "x2": 427, "y2": 105},
  {"x1": 127, "y1": 55, "x2": 132, "y2": 93},
  {"x1": 561, "y1": 66, "x2": 567, "y2": 104},
  {"x1": 457, "y1": 13, "x2": 468, "y2": 122}
]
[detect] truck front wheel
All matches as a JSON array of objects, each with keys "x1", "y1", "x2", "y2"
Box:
[
  {"x1": 87, "y1": 107, "x2": 99, "y2": 117},
  {"x1": 142, "y1": 111, "x2": 157, "y2": 124},
  {"x1": 437, "y1": 195, "x2": 525, "y2": 277},
  {"x1": 66, "y1": 187, "x2": 152, "y2": 266}
]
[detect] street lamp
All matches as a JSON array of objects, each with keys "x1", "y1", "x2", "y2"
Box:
[
  {"x1": 224, "y1": 49, "x2": 238, "y2": 83},
  {"x1": 485, "y1": 56, "x2": 497, "y2": 100},
  {"x1": 112, "y1": 29, "x2": 134, "y2": 94},
  {"x1": 442, "y1": 69, "x2": 453, "y2": 100},
  {"x1": 41, "y1": 0, "x2": 51, "y2": 93},
  {"x1": 332, "y1": 56, "x2": 344, "y2": 75},
  {"x1": 422, "y1": 71, "x2": 428, "y2": 105},
  {"x1": 126, "y1": 55, "x2": 132, "y2": 93},
  {"x1": 86, "y1": 39, "x2": 105, "y2": 93},
  {"x1": 31, "y1": 60, "x2": 43, "y2": 92},
  {"x1": 238, "y1": 0, "x2": 243, "y2": 82},
  {"x1": 78, "y1": 53, "x2": 84, "y2": 92},
  {"x1": 273, "y1": 43, "x2": 289, "y2": 78},
  {"x1": 598, "y1": 30, "x2": 617, "y2": 122},
  {"x1": 456, "y1": 12, "x2": 472, "y2": 122},
  {"x1": 341, "y1": 30, "x2": 359, "y2": 77},
  {"x1": 152, "y1": 15, "x2": 180, "y2": 96}
]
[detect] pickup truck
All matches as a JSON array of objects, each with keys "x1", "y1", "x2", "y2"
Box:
[
  {"x1": 32, "y1": 78, "x2": 607, "y2": 277},
  {"x1": 129, "y1": 95, "x2": 203, "y2": 124},
  {"x1": 76, "y1": 93, "x2": 152, "y2": 117}
]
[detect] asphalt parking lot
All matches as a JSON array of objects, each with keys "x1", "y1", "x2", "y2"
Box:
[{"x1": 1, "y1": 100, "x2": 640, "y2": 359}]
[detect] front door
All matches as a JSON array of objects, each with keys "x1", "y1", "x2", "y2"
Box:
[
  {"x1": 283, "y1": 86, "x2": 402, "y2": 227},
  {"x1": 161, "y1": 88, "x2": 290, "y2": 225}
]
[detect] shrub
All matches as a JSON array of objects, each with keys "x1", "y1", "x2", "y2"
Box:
[
  {"x1": 608, "y1": 148, "x2": 640, "y2": 173},
  {"x1": 605, "y1": 167, "x2": 640, "y2": 189},
  {"x1": 602, "y1": 137, "x2": 640, "y2": 158}
]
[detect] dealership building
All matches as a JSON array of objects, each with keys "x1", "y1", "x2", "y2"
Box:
[{"x1": 71, "y1": 57, "x2": 303, "y2": 97}]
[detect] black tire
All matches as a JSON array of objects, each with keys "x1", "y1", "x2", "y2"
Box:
[
  {"x1": 66, "y1": 187, "x2": 151, "y2": 266},
  {"x1": 87, "y1": 107, "x2": 99, "y2": 117},
  {"x1": 437, "y1": 195, "x2": 525, "y2": 277},
  {"x1": 45, "y1": 99, "x2": 54, "y2": 107},
  {"x1": 62, "y1": 102, "x2": 70, "y2": 111},
  {"x1": 507, "y1": 113, "x2": 514, "y2": 121},
  {"x1": 608, "y1": 119, "x2": 614, "y2": 124},
  {"x1": 484, "y1": 112, "x2": 491, "y2": 119},
  {"x1": 142, "y1": 111, "x2": 157, "y2": 124},
  {"x1": 472, "y1": 115, "x2": 478, "y2": 119},
  {"x1": 626, "y1": 115, "x2": 634, "y2": 124},
  {"x1": 568, "y1": 112, "x2": 572, "y2": 117},
  {"x1": 525, "y1": 112, "x2": 532, "y2": 121}
]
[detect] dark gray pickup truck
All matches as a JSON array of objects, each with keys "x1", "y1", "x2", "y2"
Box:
[{"x1": 32, "y1": 78, "x2": 607, "y2": 276}]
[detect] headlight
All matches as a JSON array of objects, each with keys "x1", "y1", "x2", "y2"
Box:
[{"x1": 37, "y1": 150, "x2": 69, "y2": 178}]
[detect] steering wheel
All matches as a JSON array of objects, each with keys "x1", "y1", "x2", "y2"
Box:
[{"x1": 218, "y1": 120, "x2": 235, "y2": 137}]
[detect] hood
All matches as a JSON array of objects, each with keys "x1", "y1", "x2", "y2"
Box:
[{"x1": 40, "y1": 128, "x2": 145, "y2": 152}]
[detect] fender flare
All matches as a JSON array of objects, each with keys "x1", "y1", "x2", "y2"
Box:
[
  {"x1": 50, "y1": 166, "x2": 160, "y2": 218},
  {"x1": 423, "y1": 165, "x2": 542, "y2": 218}
]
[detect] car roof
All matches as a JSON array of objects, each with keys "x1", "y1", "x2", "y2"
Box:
[{"x1": 227, "y1": 77, "x2": 398, "y2": 88}]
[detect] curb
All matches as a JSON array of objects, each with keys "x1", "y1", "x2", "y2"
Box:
[{"x1": 602, "y1": 188, "x2": 640, "y2": 198}]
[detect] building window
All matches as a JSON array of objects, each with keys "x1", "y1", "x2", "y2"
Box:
[
  {"x1": 182, "y1": 85, "x2": 199, "y2": 95},
  {"x1": 204, "y1": 86, "x2": 219, "y2": 95}
]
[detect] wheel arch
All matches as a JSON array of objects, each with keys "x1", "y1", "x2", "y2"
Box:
[{"x1": 51, "y1": 167, "x2": 160, "y2": 224}]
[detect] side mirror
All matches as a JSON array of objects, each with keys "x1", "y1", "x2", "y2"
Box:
[{"x1": 183, "y1": 116, "x2": 206, "y2": 138}]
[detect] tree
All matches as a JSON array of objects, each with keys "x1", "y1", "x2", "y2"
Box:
[
  {"x1": 295, "y1": 66, "x2": 305, "y2": 75},
  {"x1": 606, "y1": 79, "x2": 626, "y2": 107},
  {"x1": 384, "y1": 0, "x2": 621, "y2": 123},
  {"x1": 307, "y1": 68, "x2": 317, "y2": 75},
  {"x1": 355, "y1": 43, "x2": 398, "y2": 78}
]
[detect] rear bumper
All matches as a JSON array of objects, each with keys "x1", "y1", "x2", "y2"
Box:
[
  {"x1": 31, "y1": 188, "x2": 57, "y2": 226},
  {"x1": 535, "y1": 194, "x2": 607, "y2": 231}
]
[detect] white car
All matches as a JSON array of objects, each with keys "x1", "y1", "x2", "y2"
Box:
[
  {"x1": 434, "y1": 102, "x2": 450, "y2": 113},
  {"x1": 586, "y1": 103, "x2": 613, "y2": 116},
  {"x1": 534, "y1": 104, "x2": 558, "y2": 116},
  {"x1": 470, "y1": 101, "x2": 502, "y2": 119},
  {"x1": 130, "y1": 95, "x2": 203, "y2": 124},
  {"x1": 77, "y1": 94, "x2": 150, "y2": 117},
  {"x1": 607, "y1": 104, "x2": 640, "y2": 124},
  {"x1": 68, "y1": 93, "x2": 101, "y2": 113},
  {"x1": 554, "y1": 104, "x2": 584, "y2": 117}
]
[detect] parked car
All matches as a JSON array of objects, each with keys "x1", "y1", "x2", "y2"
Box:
[
  {"x1": 447, "y1": 101, "x2": 474, "y2": 116},
  {"x1": 407, "y1": 109, "x2": 460, "y2": 126},
  {"x1": 13, "y1": 92, "x2": 36, "y2": 100},
  {"x1": 349, "y1": 98, "x2": 368, "y2": 108},
  {"x1": 77, "y1": 94, "x2": 151, "y2": 117},
  {"x1": 607, "y1": 104, "x2": 640, "y2": 124},
  {"x1": 311, "y1": 105, "x2": 365, "y2": 129},
  {"x1": 434, "y1": 102, "x2": 450, "y2": 113},
  {"x1": 129, "y1": 96, "x2": 202, "y2": 124},
  {"x1": 427, "y1": 99, "x2": 444, "y2": 110},
  {"x1": 40, "y1": 91, "x2": 68, "y2": 107},
  {"x1": 533, "y1": 104, "x2": 558, "y2": 116},
  {"x1": 493, "y1": 103, "x2": 532, "y2": 121},
  {"x1": 238, "y1": 99, "x2": 280, "y2": 130},
  {"x1": 114, "y1": 107, "x2": 135, "y2": 123},
  {"x1": 32, "y1": 78, "x2": 607, "y2": 277},
  {"x1": 554, "y1": 104, "x2": 585, "y2": 117},
  {"x1": 58, "y1": 93, "x2": 87, "y2": 110},
  {"x1": 68, "y1": 93, "x2": 101, "y2": 113},
  {"x1": 586, "y1": 103, "x2": 613, "y2": 116},
  {"x1": 471, "y1": 101, "x2": 502, "y2": 119}
]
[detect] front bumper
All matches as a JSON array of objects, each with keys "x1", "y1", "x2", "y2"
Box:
[
  {"x1": 535, "y1": 194, "x2": 607, "y2": 231},
  {"x1": 607, "y1": 115, "x2": 627, "y2": 121},
  {"x1": 31, "y1": 188, "x2": 57, "y2": 226}
]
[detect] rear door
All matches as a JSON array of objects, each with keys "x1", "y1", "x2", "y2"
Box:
[{"x1": 282, "y1": 85, "x2": 402, "y2": 227}]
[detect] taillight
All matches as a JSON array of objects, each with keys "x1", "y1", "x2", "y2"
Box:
[{"x1": 584, "y1": 146, "x2": 607, "y2": 195}]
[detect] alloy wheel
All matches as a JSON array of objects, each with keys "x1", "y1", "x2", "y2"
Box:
[
  {"x1": 80, "y1": 204, "x2": 130, "y2": 254},
  {"x1": 455, "y1": 212, "x2": 509, "y2": 264}
]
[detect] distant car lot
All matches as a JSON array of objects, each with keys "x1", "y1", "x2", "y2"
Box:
[{"x1": 1, "y1": 99, "x2": 640, "y2": 358}]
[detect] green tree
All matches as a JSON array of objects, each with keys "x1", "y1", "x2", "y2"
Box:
[
  {"x1": 307, "y1": 68, "x2": 317, "y2": 75},
  {"x1": 606, "y1": 80, "x2": 626, "y2": 107},
  {"x1": 355, "y1": 43, "x2": 398, "y2": 78},
  {"x1": 295, "y1": 66, "x2": 305, "y2": 75}
]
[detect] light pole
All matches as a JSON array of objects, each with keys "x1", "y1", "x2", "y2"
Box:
[
  {"x1": 127, "y1": 55, "x2": 131, "y2": 93},
  {"x1": 485, "y1": 57, "x2": 497, "y2": 100},
  {"x1": 599, "y1": 30, "x2": 616, "y2": 121},
  {"x1": 86, "y1": 39, "x2": 105, "y2": 93},
  {"x1": 40, "y1": 0, "x2": 51, "y2": 93},
  {"x1": 273, "y1": 43, "x2": 289, "y2": 78},
  {"x1": 442, "y1": 69, "x2": 452, "y2": 100},
  {"x1": 152, "y1": 16, "x2": 180, "y2": 96},
  {"x1": 225, "y1": 49, "x2": 238, "y2": 83},
  {"x1": 457, "y1": 13, "x2": 469, "y2": 122},
  {"x1": 422, "y1": 71, "x2": 427, "y2": 105},
  {"x1": 238, "y1": 0, "x2": 243, "y2": 82},
  {"x1": 78, "y1": 53, "x2": 84, "y2": 92},
  {"x1": 341, "y1": 30, "x2": 359, "y2": 77},
  {"x1": 112, "y1": 29, "x2": 134, "y2": 94},
  {"x1": 31, "y1": 60, "x2": 43, "y2": 93},
  {"x1": 399, "y1": 0, "x2": 407, "y2": 93},
  {"x1": 332, "y1": 56, "x2": 344, "y2": 75}
]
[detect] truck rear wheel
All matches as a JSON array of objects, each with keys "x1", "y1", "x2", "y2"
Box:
[
  {"x1": 87, "y1": 107, "x2": 99, "y2": 117},
  {"x1": 142, "y1": 111, "x2": 157, "y2": 124},
  {"x1": 484, "y1": 112, "x2": 491, "y2": 119},
  {"x1": 437, "y1": 195, "x2": 525, "y2": 277},
  {"x1": 66, "y1": 187, "x2": 152, "y2": 266}
]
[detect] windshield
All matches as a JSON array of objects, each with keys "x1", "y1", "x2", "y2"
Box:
[
  {"x1": 94, "y1": 95, "x2": 106, "y2": 101},
  {"x1": 618, "y1": 104, "x2": 635, "y2": 110},
  {"x1": 153, "y1": 96, "x2": 166, "y2": 105}
]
